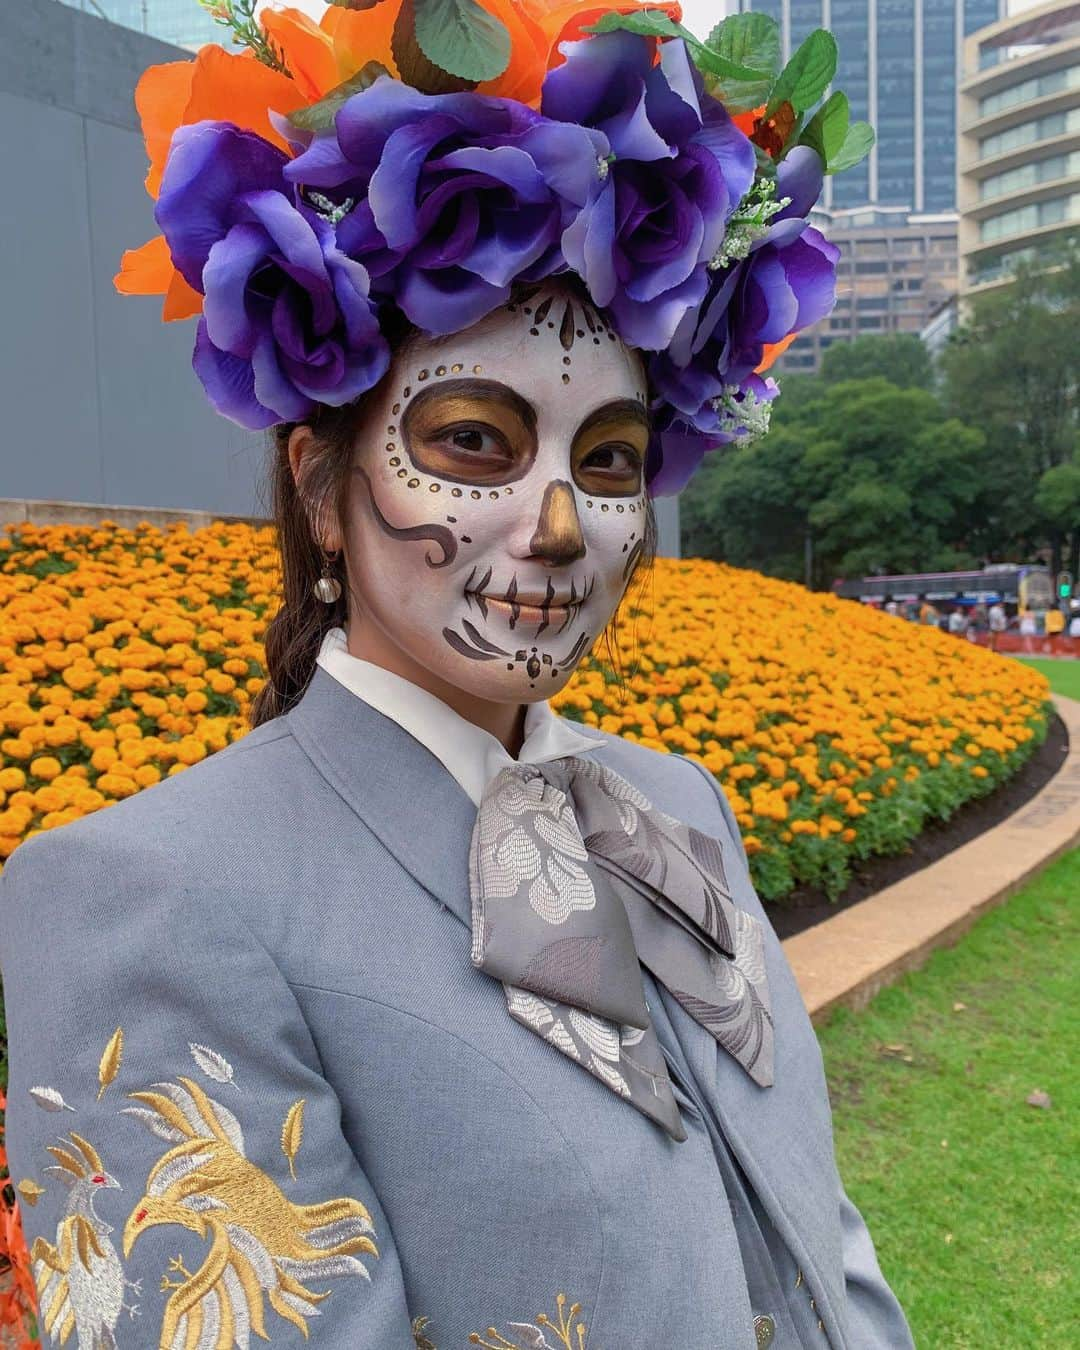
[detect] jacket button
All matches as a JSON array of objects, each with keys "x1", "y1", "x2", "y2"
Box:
[{"x1": 753, "y1": 1313, "x2": 776, "y2": 1348}]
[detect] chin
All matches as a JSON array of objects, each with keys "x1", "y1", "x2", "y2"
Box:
[
  {"x1": 430, "y1": 607, "x2": 603, "y2": 701},
  {"x1": 439, "y1": 655, "x2": 584, "y2": 704}
]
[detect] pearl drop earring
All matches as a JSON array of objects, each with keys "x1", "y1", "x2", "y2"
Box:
[{"x1": 314, "y1": 547, "x2": 342, "y2": 604}]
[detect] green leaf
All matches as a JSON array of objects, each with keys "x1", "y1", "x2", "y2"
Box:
[
  {"x1": 286, "y1": 62, "x2": 392, "y2": 132},
  {"x1": 753, "y1": 141, "x2": 778, "y2": 179},
  {"x1": 583, "y1": 10, "x2": 764, "y2": 83},
  {"x1": 767, "y1": 29, "x2": 837, "y2": 115},
  {"x1": 701, "y1": 13, "x2": 781, "y2": 112},
  {"x1": 800, "y1": 90, "x2": 850, "y2": 166},
  {"x1": 706, "y1": 11, "x2": 781, "y2": 78},
  {"x1": 830, "y1": 119, "x2": 875, "y2": 173},
  {"x1": 413, "y1": 0, "x2": 511, "y2": 83}
]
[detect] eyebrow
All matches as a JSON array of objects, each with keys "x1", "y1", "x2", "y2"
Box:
[
  {"x1": 408, "y1": 378, "x2": 648, "y2": 439},
  {"x1": 574, "y1": 398, "x2": 650, "y2": 439}
]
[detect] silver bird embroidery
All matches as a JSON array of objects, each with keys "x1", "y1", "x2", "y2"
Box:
[{"x1": 30, "y1": 1130, "x2": 139, "y2": 1347}]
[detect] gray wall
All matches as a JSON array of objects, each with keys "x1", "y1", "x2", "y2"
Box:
[
  {"x1": 1, "y1": 0, "x2": 679, "y2": 552},
  {"x1": 1, "y1": 0, "x2": 271, "y2": 516}
]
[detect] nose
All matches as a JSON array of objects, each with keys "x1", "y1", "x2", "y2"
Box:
[{"x1": 527, "y1": 479, "x2": 586, "y2": 564}]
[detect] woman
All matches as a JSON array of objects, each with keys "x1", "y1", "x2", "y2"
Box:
[{"x1": 1, "y1": 4, "x2": 914, "y2": 1346}]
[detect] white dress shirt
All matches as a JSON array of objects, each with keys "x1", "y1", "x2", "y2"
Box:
[{"x1": 315, "y1": 626, "x2": 602, "y2": 807}]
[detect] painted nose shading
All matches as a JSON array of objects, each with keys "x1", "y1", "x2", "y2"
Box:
[{"x1": 529, "y1": 479, "x2": 586, "y2": 563}]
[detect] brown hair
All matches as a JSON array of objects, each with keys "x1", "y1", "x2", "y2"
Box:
[{"x1": 249, "y1": 278, "x2": 659, "y2": 728}]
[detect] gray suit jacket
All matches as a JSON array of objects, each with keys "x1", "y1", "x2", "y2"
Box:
[{"x1": 1, "y1": 665, "x2": 914, "y2": 1349}]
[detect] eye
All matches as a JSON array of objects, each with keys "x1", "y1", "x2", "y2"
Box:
[
  {"x1": 433, "y1": 422, "x2": 510, "y2": 459},
  {"x1": 581, "y1": 443, "x2": 642, "y2": 474},
  {"x1": 574, "y1": 440, "x2": 644, "y2": 496}
]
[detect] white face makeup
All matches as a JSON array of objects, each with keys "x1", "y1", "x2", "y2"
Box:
[{"x1": 340, "y1": 281, "x2": 651, "y2": 702}]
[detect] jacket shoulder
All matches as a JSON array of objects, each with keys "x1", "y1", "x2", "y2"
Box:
[{"x1": 0, "y1": 717, "x2": 308, "y2": 914}]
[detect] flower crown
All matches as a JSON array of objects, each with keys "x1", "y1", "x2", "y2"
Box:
[{"x1": 115, "y1": 0, "x2": 872, "y2": 496}]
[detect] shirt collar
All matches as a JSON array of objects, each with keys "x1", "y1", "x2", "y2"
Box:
[{"x1": 315, "y1": 626, "x2": 603, "y2": 807}]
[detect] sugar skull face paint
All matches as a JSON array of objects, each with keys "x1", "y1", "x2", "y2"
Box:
[{"x1": 339, "y1": 281, "x2": 650, "y2": 702}]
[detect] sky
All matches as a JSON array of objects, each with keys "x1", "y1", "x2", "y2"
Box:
[{"x1": 258, "y1": 0, "x2": 727, "y2": 41}]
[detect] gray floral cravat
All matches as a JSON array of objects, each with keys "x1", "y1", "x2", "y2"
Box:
[{"x1": 468, "y1": 756, "x2": 775, "y2": 1142}]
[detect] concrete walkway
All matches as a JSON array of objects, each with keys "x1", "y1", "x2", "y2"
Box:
[{"x1": 783, "y1": 694, "x2": 1080, "y2": 1026}]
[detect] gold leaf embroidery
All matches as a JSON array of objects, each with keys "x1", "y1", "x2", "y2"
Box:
[
  {"x1": 470, "y1": 1292, "x2": 587, "y2": 1349},
  {"x1": 97, "y1": 1026, "x2": 124, "y2": 1101},
  {"x1": 413, "y1": 1313, "x2": 438, "y2": 1349},
  {"x1": 281, "y1": 1098, "x2": 305, "y2": 1181},
  {"x1": 68, "y1": 1131, "x2": 104, "y2": 1174},
  {"x1": 45, "y1": 1145, "x2": 85, "y2": 1179},
  {"x1": 16, "y1": 1178, "x2": 44, "y2": 1206},
  {"x1": 124, "y1": 1076, "x2": 378, "y2": 1344}
]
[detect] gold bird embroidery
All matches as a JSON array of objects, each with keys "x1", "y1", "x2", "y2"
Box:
[
  {"x1": 30, "y1": 1130, "x2": 139, "y2": 1347},
  {"x1": 121, "y1": 1076, "x2": 377, "y2": 1346}
]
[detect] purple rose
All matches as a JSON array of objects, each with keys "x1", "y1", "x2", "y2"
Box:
[
  {"x1": 155, "y1": 121, "x2": 389, "y2": 429},
  {"x1": 643, "y1": 149, "x2": 836, "y2": 497},
  {"x1": 541, "y1": 32, "x2": 756, "y2": 351},
  {"x1": 283, "y1": 77, "x2": 601, "y2": 333},
  {"x1": 645, "y1": 373, "x2": 780, "y2": 497},
  {"x1": 650, "y1": 219, "x2": 839, "y2": 427}
]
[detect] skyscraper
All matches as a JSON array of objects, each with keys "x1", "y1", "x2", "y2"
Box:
[
  {"x1": 57, "y1": 0, "x2": 223, "y2": 51},
  {"x1": 732, "y1": 1, "x2": 1005, "y2": 211}
]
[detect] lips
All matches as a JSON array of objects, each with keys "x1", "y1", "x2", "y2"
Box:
[{"x1": 485, "y1": 596, "x2": 573, "y2": 620}]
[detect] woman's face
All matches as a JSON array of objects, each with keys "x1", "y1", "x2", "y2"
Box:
[{"x1": 339, "y1": 282, "x2": 650, "y2": 702}]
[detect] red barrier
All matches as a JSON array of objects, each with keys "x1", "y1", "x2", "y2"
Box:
[{"x1": 969, "y1": 633, "x2": 1080, "y2": 657}]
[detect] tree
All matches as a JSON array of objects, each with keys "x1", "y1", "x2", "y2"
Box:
[
  {"x1": 941, "y1": 244, "x2": 1080, "y2": 574},
  {"x1": 681, "y1": 376, "x2": 985, "y2": 586},
  {"x1": 820, "y1": 333, "x2": 933, "y2": 390},
  {"x1": 1035, "y1": 457, "x2": 1080, "y2": 581}
]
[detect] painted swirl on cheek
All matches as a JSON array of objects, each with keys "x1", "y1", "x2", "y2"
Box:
[{"x1": 352, "y1": 464, "x2": 457, "y2": 568}]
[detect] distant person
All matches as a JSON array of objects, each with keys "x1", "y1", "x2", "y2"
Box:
[
  {"x1": 884, "y1": 599, "x2": 899, "y2": 616},
  {"x1": 1046, "y1": 607, "x2": 1065, "y2": 636},
  {"x1": 988, "y1": 602, "x2": 1007, "y2": 652},
  {"x1": 1019, "y1": 611, "x2": 1038, "y2": 636},
  {"x1": 948, "y1": 608, "x2": 967, "y2": 636},
  {"x1": 1069, "y1": 606, "x2": 1080, "y2": 638},
  {"x1": 919, "y1": 598, "x2": 938, "y2": 626}
]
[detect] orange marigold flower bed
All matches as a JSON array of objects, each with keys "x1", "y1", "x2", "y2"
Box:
[{"x1": 0, "y1": 521, "x2": 1051, "y2": 905}]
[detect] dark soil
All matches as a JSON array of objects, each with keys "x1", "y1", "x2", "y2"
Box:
[{"x1": 766, "y1": 711, "x2": 1070, "y2": 941}]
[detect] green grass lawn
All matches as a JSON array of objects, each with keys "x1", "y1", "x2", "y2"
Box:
[
  {"x1": 819, "y1": 848, "x2": 1078, "y2": 1348},
  {"x1": 1015, "y1": 655, "x2": 1080, "y2": 701}
]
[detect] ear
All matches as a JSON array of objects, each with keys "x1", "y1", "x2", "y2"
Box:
[
  {"x1": 287, "y1": 424, "x2": 315, "y2": 495},
  {"x1": 287, "y1": 425, "x2": 344, "y2": 553}
]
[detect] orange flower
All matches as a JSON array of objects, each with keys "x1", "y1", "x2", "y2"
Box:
[
  {"x1": 757, "y1": 332, "x2": 798, "y2": 374},
  {"x1": 478, "y1": 1, "x2": 683, "y2": 105},
  {"x1": 732, "y1": 104, "x2": 765, "y2": 136},
  {"x1": 261, "y1": 6, "x2": 342, "y2": 101},
  {"x1": 114, "y1": 234, "x2": 202, "y2": 322},
  {"x1": 114, "y1": 44, "x2": 304, "y2": 313}
]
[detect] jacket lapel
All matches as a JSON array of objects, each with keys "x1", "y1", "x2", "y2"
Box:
[
  {"x1": 286, "y1": 665, "x2": 480, "y2": 931},
  {"x1": 285, "y1": 665, "x2": 611, "y2": 936}
]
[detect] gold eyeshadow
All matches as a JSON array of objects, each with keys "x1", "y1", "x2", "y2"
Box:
[{"x1": 408, "y1": 396, "x2": 527, "y2": 450}]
